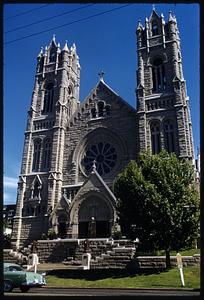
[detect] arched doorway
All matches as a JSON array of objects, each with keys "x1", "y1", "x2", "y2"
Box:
[{"x1": 78, "y1": 196, "x2": 112, "y2": 238}]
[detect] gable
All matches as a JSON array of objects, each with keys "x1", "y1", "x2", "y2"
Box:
[
  {"x1": 63, "y1": 79, "x2": 138, "y2": 184},
  {"x1": 70, "y1": 168, "x2": 116, "y2": 209},
  {"x1": 67, "y1": 80, "x2": 136, "y2": 129}
]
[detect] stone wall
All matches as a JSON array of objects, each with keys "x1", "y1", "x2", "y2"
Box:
[
  {"x1": 34, "y1": 239, "x2": 80, "y2": 263},
  {"x1": 134, "y1": 255, "x2": 200, "y2": 269},
  {"x1": 32, "y1": 239, "x2": 200, "y2": 269}
]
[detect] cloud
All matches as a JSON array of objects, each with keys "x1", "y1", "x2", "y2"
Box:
[
  {"x1": 3, "y1": 177, "x2": 18, "y2": 205},
  {"x1": 3, "y1": 191, "x2": 17, "y2": 205},
  {"x1": 4, "y1": 176, "x2": 18, "y2": 189}
]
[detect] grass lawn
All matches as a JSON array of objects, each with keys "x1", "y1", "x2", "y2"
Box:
[{"x1": 45, "y1": 266, "x2": 200, "y2": 289}]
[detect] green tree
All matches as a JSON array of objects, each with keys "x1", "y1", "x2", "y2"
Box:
[{"x1": 113, "y1": 150, "x2": 200, "y2": 268}]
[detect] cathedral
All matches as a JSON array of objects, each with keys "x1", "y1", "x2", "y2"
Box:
[{"x1": 12, "y1": 9, "x2": 195, "y2": 249}]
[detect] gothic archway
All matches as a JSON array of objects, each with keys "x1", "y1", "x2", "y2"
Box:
[{"x1": 78, "y1": 196, "x2": 113, "y2": 238}]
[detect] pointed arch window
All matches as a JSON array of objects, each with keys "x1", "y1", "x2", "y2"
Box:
[
  {"x1": 43, "y1": 82, "x2": 54, "y2": 114},
  {"x1": 90, "y1": 101, "x2": 111, "y2": 119},
  {"x1": 105, "y1": 104, "x2": 111, "y2": 116},
  {"x1": 68, "y1": 85, "x2": 73, "y2": 96},
  {"x1": 32, "y1": 140, "x2": 41, "y2": 171},
  {"x1": 33, "y1": 181, "x2": 40, "y2": 199},
  {"x1": 164, "y1": 120, "x2": 175, "y2": 153},
  {"x1": 43, "y1": 138, "x2": 52, "y2": 170},
  {"x1": 49, "y1": 50, "x2": 56, "y2": 63},
  {"x1": 98, "y1": 101, "x2": 105, "y2": 117},
  {"x1": 152, "y1": 58, "x2": 166, "y2": 93},
  {"x1": 150, "y1": 121, "x2": 161, "y2": 154},
  {"x1": 152, "y1": 22, "x2": 159, "y2": 36},
  {"x1": 91, "y1": 108, "x2": 97, "y2": 118}
]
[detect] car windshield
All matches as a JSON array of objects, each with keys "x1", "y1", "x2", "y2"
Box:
[{"x1": 4, "y1": 265, "x2": 24, "y2": 272}]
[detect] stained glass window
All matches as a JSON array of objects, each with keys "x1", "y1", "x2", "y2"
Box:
[{"x1": 82, "y1": 142, "x2": 117, "y2": 176}]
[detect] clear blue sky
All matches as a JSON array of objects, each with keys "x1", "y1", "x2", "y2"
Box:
[{"x1": 3, "y1": 3, "x2": 200, "y2": 205}]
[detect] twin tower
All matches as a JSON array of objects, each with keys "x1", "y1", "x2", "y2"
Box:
[{"x1": 12, "y1": 9, "x2": 194, "y2": 249}]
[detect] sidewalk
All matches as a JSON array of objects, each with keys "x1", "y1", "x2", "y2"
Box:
[{"x1": 36, "y1": 263, "x2": 79, "y2": 272}]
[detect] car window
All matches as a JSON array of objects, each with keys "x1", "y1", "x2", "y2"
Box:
[{"x1": 9, "y1": 266, "x2": 23, "y2": 271}]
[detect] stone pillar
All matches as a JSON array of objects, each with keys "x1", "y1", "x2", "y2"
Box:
[{"x1": 11, "y1": 176, "x2": 26, "y2": 250}]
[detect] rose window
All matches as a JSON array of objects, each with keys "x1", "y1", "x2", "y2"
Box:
[{"x1": 82, "y1": 142, "x2": 117, "y2": 176}]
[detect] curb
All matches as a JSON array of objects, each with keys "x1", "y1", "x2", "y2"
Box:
[{"x1": 41, "y1": 286, "x2": 199, "y2": 292}]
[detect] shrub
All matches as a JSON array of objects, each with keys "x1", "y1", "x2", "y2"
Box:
[
  {"x1": 47, "y1": 228, "x2": 57, "y2": 240},
  {"x1": 113, "y1": 230, "x2": 122, "y2": 240}
]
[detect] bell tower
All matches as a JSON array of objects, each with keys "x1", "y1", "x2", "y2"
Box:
[
  {"x1": 12, "y1": 36, "x2": 80, "y2": 248},
  {"x1": 136, "y1": 8, "x2": 194, "y2": 160}
]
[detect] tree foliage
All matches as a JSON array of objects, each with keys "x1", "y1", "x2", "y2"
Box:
[{"x1": 113, "y1": 150, "x2": 200, "y2": 259}]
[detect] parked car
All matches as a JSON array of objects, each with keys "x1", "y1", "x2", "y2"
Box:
[{"x1": 4, "y1": 262, "x2": 46, "y2": 292}]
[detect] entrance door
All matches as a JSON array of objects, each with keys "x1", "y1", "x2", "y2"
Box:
[
  {"x1": 58, "y1": 222, "x2": 67, "y2": 238},
  {"x1": 96, "y1": 221, "x2": 110, "y2": 238},
  {"x1": 78, "y1": 220, "x2": 110, "y2": 238},
  {"x1": 78, "y1": 222, "x2": 89, "y2": 238}
]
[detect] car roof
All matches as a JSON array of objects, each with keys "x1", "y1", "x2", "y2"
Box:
[{"x1": 4, "y1": 262, "x2": 21, "y2": 267}]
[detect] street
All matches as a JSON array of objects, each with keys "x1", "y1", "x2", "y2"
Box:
[{"x1": 4, "y1": 287, "x2": 200, "y2": 297}]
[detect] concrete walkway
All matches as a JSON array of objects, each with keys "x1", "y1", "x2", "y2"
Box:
[{"x1": 35, "y1": 263, "x2": 79, "y2": 272}]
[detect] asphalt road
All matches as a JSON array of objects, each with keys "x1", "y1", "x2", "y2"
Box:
[{"x1": 5, "y1": 287, "x2": 200, "y2": 297}]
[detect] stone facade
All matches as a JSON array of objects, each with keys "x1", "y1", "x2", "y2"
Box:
[{"x1": 12, "y1": 9, "x2": 195, "y2": 249}]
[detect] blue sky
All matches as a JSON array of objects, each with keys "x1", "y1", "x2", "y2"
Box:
[{"x1": 3, "y1": 3, "x2": 200, "y2": 205}]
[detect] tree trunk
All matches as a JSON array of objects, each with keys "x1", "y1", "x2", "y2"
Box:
[{"x1": 165, "y1": 248, "x2": 171, "y2": 269}]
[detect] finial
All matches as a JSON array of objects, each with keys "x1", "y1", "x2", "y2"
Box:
[
  {"x1": 92, "y1": 160, "x2": 97, "y2": 172},
  {"x1": 98, "y1": 70, "x2": 105, "y2": 81},
  {"x1": 63, "y1": 40, "x2": 69, "y2": 52},
  {"x1": 70, "y1": 43, "x2": 76, "y2": 53},
  {"x1": 168, "y1": 11, "x2": 175, "y2": 22},
  {"x1": 38, "y1": 47, "x2": 43, "y2": 57},
  {"x1": 152, "y1": 3, "x2": 155, "y2": 10},
  {"x1": 52, "y1": 34, "x2": 56, "y2": 42},
  {"x1": 137, "y1": 19, "x2": 142, "y2": 31}
]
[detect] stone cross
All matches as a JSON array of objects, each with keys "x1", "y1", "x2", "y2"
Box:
[{"x1": 98, "y1": 70, "x2": 105, "y2": 81}]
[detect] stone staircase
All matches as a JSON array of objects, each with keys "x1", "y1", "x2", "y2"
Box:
[
  {"x1": 3, "y1": 248, "x2": 28, "y2": 265},
  {"x1": 74, "y1": 239, "x2": 116, "y2": 260},
  {"x1": 90, "y1": 245, "x2": 136, "y2": 269},
  {"x1": 63, "y1": 239, "x2": 136, "y2": 269}
]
